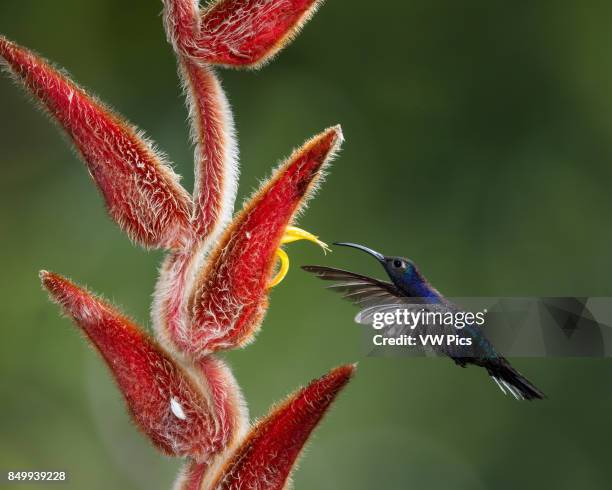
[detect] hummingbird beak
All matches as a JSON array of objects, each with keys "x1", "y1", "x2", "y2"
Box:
[{"x1": 333, "y1": 242, "x2": 386, "y2": 264}]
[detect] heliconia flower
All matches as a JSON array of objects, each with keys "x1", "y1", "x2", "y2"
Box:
[
  {"x1": 208, "y1": 364, "x2": 355, "y2": 489},
  {"x1": 163, "y1": 0, "x2": 324, "y2": 68},
  {"x1": 3, "y1": 1, "x2": 355, "y2": 487},
  {"x1": 0, "y1": 36, "x2": 193, "y2": 251},
  {"x1": 40, "y1": 271, "x2": 247, "y2": 461},
  {"x1": 168, "y1": 126, "x2": 342, "y2": 357},
  {"x1": 174, "y1": 365, "x2": 355, "y2": 490}
]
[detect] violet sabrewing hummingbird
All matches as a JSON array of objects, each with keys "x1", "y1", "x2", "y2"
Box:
[{"x1": 303, "y1": 242, "x2": 545, "y2": 401}]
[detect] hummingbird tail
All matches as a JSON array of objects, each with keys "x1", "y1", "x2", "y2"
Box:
[{"x1": 487, "y1": 358, "x2": 546, "y2": 401}]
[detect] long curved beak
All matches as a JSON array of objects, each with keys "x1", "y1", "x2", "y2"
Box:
[{"x1": 333, "y1": 242, "x2": 385, "y2": 263}]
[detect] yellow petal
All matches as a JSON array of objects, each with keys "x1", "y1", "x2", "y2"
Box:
[
  {"x1": 268, "y1": 227, "x2": 331, "y2": 288},
  {"x1": 269, "y1": 248, "x2": 290, "y2": 288},
  {"x1": 280, "y1": 226, "x2": 331, "y2": 254}
]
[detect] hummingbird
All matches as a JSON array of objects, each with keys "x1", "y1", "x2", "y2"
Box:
[{"x1": 303, "y1": 242, "x2": 545, "y2": 401}]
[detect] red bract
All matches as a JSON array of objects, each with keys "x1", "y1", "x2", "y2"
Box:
[
  {"x1": 176, "y1": 365, "x2": 355, "y2": 489},
  {"x1": 164, "y1": 0, "x2": 323, "y2": 67},
  {"x1": 2, "y1": 1, "x2": 354, "y2": 488},
  {"x1": 40, "y1": 271, "x2": 246, "y2": 461},
  {"x1": 180, "y1": 56, "x2": 238, "y2": 241},
  {"x1": 208, "y1": 364, "x2": 355, "y2": 489},
  {"x1": 0, "y1": 36, "x2": 192, "y2": 250},
  {"x1": 182, "y1": 127, "x2": 342, "y2": 356}
]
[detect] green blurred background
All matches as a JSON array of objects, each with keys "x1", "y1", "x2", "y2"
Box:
[{"x1": 2, "y1": 1, "x2": 612, "y2": 488}]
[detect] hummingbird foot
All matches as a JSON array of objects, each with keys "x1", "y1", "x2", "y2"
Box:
[{"x1": 268, "y1": 226, "x2": 331, "y2": 288}]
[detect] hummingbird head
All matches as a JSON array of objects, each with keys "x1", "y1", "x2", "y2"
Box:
[{"x1": 333, "y1": 242, "x2": 416, "y2": 288}]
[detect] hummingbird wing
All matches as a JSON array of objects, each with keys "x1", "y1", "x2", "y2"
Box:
[{"x1": 301, "y1": 265, "x2": 403, "y2": 307}]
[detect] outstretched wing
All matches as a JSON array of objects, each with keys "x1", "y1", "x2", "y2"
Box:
[{"x1": 301, "y1": 265, "x2": 403, "y2": 308}]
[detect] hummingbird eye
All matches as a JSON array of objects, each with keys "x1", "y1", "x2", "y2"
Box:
[{"x1": 393, "y1": 259, "x2": 403, "y2": 268}]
